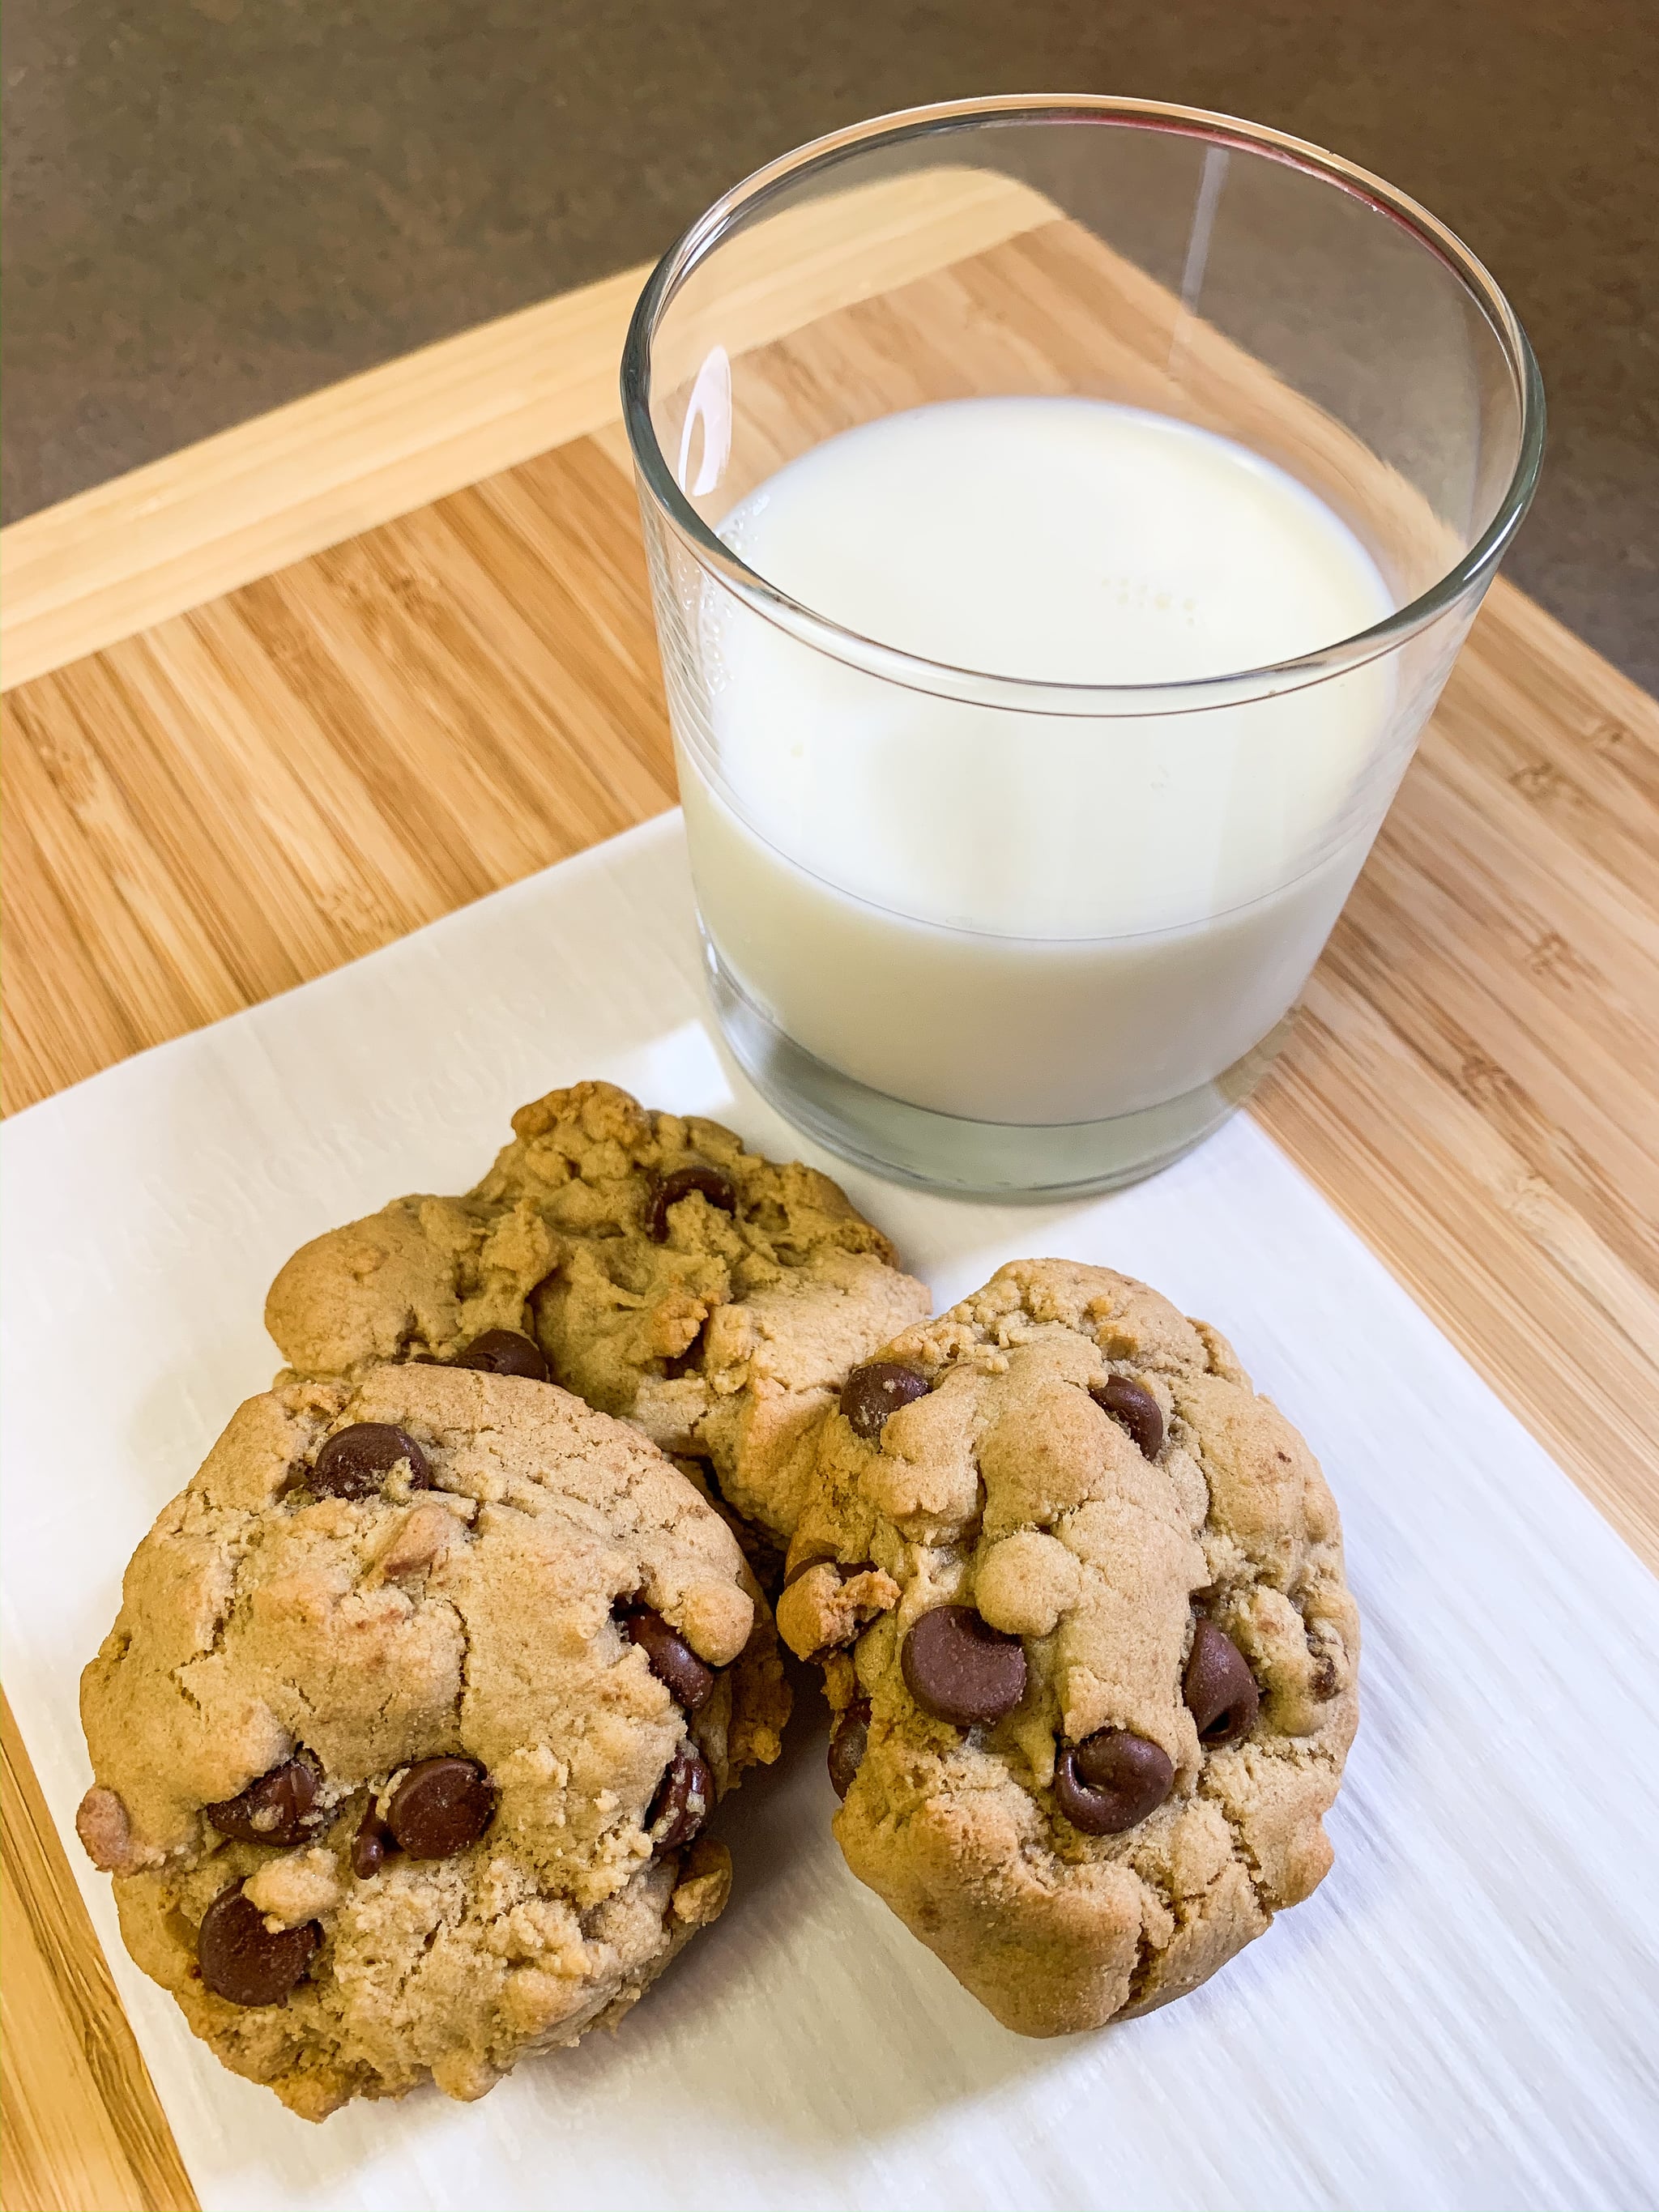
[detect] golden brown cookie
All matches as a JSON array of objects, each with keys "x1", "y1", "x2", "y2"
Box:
[
  {"x1": 265, "y1": 1080, "x2": 931, "y2": 1555},
  {"x1": 777, "y1": 1258, "x2": 1358, "y2": 2036},
  {"x1": 76, "y1": 1364, "x2": 787, "y2": 2117}
]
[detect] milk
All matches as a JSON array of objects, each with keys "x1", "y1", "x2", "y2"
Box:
[{"x1": 675, "y1": 398, "x2": 1399, "y2": 1128}]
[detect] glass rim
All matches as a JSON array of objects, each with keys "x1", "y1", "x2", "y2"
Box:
[{"x1": 621, "y1": 93, "x2": 1546, "y2": 713}]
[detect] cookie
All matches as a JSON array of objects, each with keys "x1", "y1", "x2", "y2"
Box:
[
  {"x1": 266, "y1": 1080, "x2": 931, "y2": 1555},
  {"x1": 76, "y1": 1363, "x2": 787, "y2": 2118},
  {"x1": 777, "y1": 1258, "x2": 1358, "y2": 2036}
]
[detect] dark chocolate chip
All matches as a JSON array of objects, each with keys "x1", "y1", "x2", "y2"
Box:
[
  {"x1": 453, "y1": 1328, "x2": 549, "y2": 1382},
  {"x1": 649, "y1": 1165, "x2": 738, "y2": 1243},
  {"x1": 839, "y1": 1362, "x2": 931, "y2": 1441},
  {"x1": 648, "y1": 1745, "x2": 713, "y2": 1850},
  {"x1": 386, "y1": 1757, "x2": 497, "y2": 1858},
  {"x1": 623, "y1": 1609, "x2": 715, "y2": 1713},
  {"x1": 1089, "y1": 1375, "x2": 1166, "y2": 1460},
  {"x1": 352, "y1": 1803, "x2": 392, "y2": 1878},
  {"x1": 204, "y1": 1758, "x2": 322, "y2": 1848},
  {"x1": 309, "y1": 1423, "x2": 430, "y2": 1500},
  {"x1": 1053, "y1": 1729, "x2": 1175, "y2": 1835},
  {"x1": 1183, "y1": 1621, "x2": 1260, "y2": 1745},
  {"x1": 783, "y1": 1553, "x2": 876, "y2": 1592},
  {"x1": 901, "y1": 1605, "x2": 1027, "y2": 1727},
  {"x1": 828, "y1": 1700, "x2": 872, "y2": 1801},
  {"x1": 197, "y1": 1884, "x2": 320, "y2": 2007}
]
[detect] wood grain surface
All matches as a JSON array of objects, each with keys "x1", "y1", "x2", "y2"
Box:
[
  {"x1": 0, "y1": 168, "x2": 1051, "y2": 693},
  {"x1": 1, "y1": 1703, "x2": 196, "y2": 2212},
  {"x1": 2, "y1": 182, "x2": 1657, "y2": 2212}
]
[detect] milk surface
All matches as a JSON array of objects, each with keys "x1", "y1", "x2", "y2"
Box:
[{"x1": 678, "y1": 399, "x2": 1398, "y2": 1125}]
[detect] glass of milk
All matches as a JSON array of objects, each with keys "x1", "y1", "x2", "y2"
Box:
[{"x1": 622, "y1": 96, "x2": 1543, "y2": 1196}]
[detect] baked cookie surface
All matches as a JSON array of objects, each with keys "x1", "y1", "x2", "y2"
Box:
[
  {"x1": 777, "y1": 1258, "x2": 1358, "y2": 2036},
  {"x1": 76, "y1": 1363, "x2": 786, "y2": 2117},
  {"x1": 266, "y1": 1081, "x2": 931, "y2": 1554}
]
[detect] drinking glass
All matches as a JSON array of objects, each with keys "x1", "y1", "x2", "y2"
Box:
[{"x1": 622, "y1": 96, "x2": 1543, "y2": 1197}]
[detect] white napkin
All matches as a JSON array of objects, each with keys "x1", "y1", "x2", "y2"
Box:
[{"x1": 4, "y1": 814, "x2": 1655, "y2": 2212}]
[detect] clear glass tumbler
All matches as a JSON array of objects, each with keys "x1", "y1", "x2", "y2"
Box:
[{"x1": 622, "y1": 96, "x2": 1543, "y2": 1198}]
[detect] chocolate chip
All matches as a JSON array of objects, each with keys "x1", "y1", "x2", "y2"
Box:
[
  {"x1": 649, "y1": 1165, "x2": 738, "y2": 1242},
  {"x1": 1053, "y1": 1729, "x2": 1175, "y2": 1835},
  {"x1": 648, "y1": 1745, "x2": 713, "y2": 1850},
  {"x1": 197, "y1": 1884, "x2": 320, "y2": 2007},
  {"x1": 623, "y1": 1608, "x2": 715, "y2": 1712},
  {"x1": 839, "y1": 1362, "x2": 931, "y2": 1441},
  {"x1": 204, "y1": 1758, "x2": 321, "y2": 1847},
  {"x1": 783, "y1": 1552, "x2": 876, "y2": 1591},
  {"x1": 782, "y1": 1550, "x2": 834, "y2": 1588},
  {"x1": 828, "y1": 1700, "x2": 871, "y2": 1800},
  {"x1": 352, "y1": 1803, "x2": 392, "y2": 1878},
  {"x1": 1090, "y1": 1375, "x2": 1165, "y2": 1460},
  {"x1": 1183, "y1": 1621, "x2": 1260, "y2": 1745},
  {"x1": 901, "y1": 1605, "x2": 1027, "y2": 1727},
  {"x1": 386, "y1": 1758, "x2": 497, "y2": 1858},
  {"x1": 453, "y1": 1328, "x2": 549, "y2": 1382},
  {"x1": 309, "y1": 1423, "x2": 430, "y2": 1500}
]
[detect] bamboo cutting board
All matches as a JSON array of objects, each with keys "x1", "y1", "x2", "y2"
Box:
[{"x1": 2, "y1": 168, "x2": 1657, "y2": 2212}]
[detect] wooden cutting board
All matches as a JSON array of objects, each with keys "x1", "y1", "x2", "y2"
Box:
[{"x1": 3, "y1": 168, "x2": 1657, "y2": 2212}]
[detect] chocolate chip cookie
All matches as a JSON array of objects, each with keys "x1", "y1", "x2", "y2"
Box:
[
  {"x1": 776, "y1": 1258, "x2": 1358, "y2": 2037},
  {"x1": 76, "y1": 1363, "x2": 787, "y2": 2117},
  {"x1": 266, "y1": 1081, "x2": 931, "y2": 1558}
]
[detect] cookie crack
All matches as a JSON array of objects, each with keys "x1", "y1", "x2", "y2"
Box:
[
  {"x1": 166, "y1": 1509, "x2": 263, "y2": 1713},
  {"x1": 373, "y1": 1898, "x2": 453, "y2": 2017},
  {"x1": 441, "y1": 1594, "x2": 474, "y2": 1735},
  {"x1": 1198, "y1": 1773, "x2": 1272, "y2": 1916}
]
